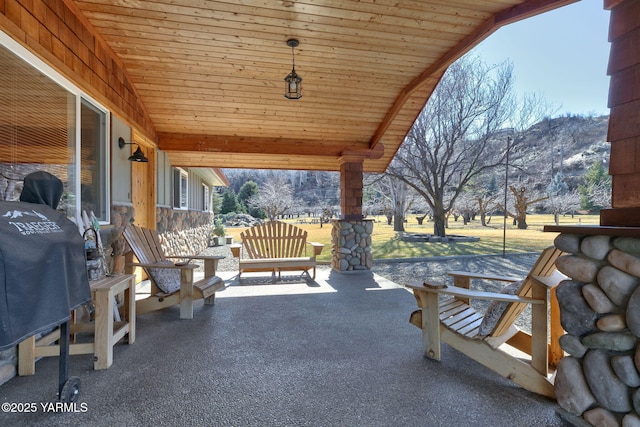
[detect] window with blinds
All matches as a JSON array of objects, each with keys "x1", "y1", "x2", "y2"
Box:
[
  {"x1": 0, "y1": 41, "x2": 109, "y2": 222},
  {"x1": 0, "y1": 43, "x2": 76, "y2": 215}
]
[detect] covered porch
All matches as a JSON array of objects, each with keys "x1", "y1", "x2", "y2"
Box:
[
  {"x1": 0, "y1": 1, "x2": 639, "y2": 424},
  {"x1": 0, "y1": 258, "x2": 563, "y2": 426}
]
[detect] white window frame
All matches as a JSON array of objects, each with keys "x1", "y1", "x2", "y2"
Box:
[
  {"x1": 0, "y1": 31, "x2": 111, "y2": 224},
  {"x1": 79, "y1": 96, "x2": 110, "y2": 223},
  {"x1": 202, "y1": 184, "x2": 210, "y2": 212},
  {"x1": 173, "y1": 168, "x2": 188, "y2": 210}
]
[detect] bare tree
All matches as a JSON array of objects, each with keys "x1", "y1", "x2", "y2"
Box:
[
  {"x1": 546, "y1": 190, "x2": 581, "y2": 225},
  {"x1": 545, "y1": 172, "x2": 580, "y2": 225},
  {"x1": 501, "y1": 185, "x2": 548, "y2": 229},
  {"x1": 386, "y1": 55, "x2": 517, "y2": 237},
  {"x1": 453, "y1": 192, "x2": 478, "y2": 225},
  {"x1": 474, "y1": 193, "x2": 499, "y2": 226},
  {"x1": 248, "y1": 177, "x2": 293, "y2": 220},
  {"x1": 588, "y1": 180, "x2": 612, "y2": 210},
  {"x1": 365, "y1": 174, "x2": 418, "y2": 232}
]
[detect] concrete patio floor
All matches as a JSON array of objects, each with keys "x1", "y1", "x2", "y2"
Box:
[{"x1": 1, "y1": 267, "x2": 564, "y2": 426}]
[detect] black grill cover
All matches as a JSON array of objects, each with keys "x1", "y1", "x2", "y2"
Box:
[{"x1": 0, "y1": 199, "x2": 91, "y2": 351}]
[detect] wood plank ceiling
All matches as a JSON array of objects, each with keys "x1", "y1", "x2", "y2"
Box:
[{"x1": 73, "y1": 0, "x2": 577, "y2": 172}]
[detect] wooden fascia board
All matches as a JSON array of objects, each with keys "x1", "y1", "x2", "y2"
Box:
[
  {"x1": 212, "y1": 168, "x2": 230, "y2": 187},
  {"x1": 190, "y1": 167, "x2": 229, "y2": 187},
  {"x1": 368, "y1": 0, "x2": 579, "y2": 150},
  {"x1": 157, "y1": 133, "x2": 384, "y2": 160}
]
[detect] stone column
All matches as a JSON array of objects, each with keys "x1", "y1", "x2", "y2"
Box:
[
  {"x1": 331, "y1": 219, "x2": 374, "y2": 272},
  {"x1": 548, "y1": 227, "x2": 640, "y2": 425},
  {"x1": 332, "y1": 156, "x2": 374, "y2": 272}
]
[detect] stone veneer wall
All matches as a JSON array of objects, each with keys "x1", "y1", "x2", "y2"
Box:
[
  {"x1": 331, "y1": 219, "x2": 373, "y2": 272},
  {"x1": 553, "y1": 233, "x2": 640, "y2": 426},
  {"x1": 155, "y1": 207, "x2": 214, "y2": 256},
  {"x1": 108, "y1": 204, "x2": 136, "y2": 274},
  {"x1": 109, "y1": 205, "x2": 214, "y2": 269}
]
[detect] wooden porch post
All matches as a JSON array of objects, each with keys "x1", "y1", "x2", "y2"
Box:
[
  {"x1": 339, "y1": 155, "x2": 364, "y2": 220},
  {"x1": 600, "y1": 0, "x2": 640, "y2": 225}
]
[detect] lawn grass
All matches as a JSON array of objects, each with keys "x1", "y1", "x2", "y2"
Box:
[{"x1": 224, "y1": 214, "x2": 598, "y2": 261}]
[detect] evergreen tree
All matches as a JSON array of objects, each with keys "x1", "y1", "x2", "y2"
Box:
[
  {"x1": 220, "y1": 190, "x2": 240, "y2": 214},
  {"x1": 578, "y1": 160, "x2": 611, "y2": 211},
  {"x1": 237, "y1": 181, "x2": 258, "y2": 207},
  {"x1": 211, "y1": 189, "x2": 223, "y2": 214},
  {"x1": 547, "y1": 172, "x2": 569, "y2": 196},
  {"x1": 237, "y1": 181, "x2": 266, "y2": 217}
]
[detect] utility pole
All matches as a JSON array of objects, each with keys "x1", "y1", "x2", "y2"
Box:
[
  {"x1": 503, "y1": 134, "x2": 512, "y2": 258},
  {"x1": 558, "y1": 141, "x2": 564, "y2": 176}
]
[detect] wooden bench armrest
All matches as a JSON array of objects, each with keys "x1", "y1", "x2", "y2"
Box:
[
  {"x1": 405, "y1": 283, "x2": 544, "y2": 304},
  {"x1": 447, "y1": 270, "x2": 520, "y2": 283},
  {"x1": 165, "y1": 255, "x2": 224, "y2": 261},
  {"x1": 308, "y1": 242, "x2": 324, "y2": 256},
  {"x1": 229, "y1": 243, "x2": 242, "y2": 258}
]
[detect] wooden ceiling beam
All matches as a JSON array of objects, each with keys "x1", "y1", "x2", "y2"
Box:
[
  {"x1": 167, "y1": 150, "x2": 389, "y2": 172},
  {"x1": 158, "y1": 132, "x2": 384, "y2": 159},
  {"x1": 368, "y1": 0, "x2": 579, "y2": 149},
  {"x1": 167, "y1": 152, "x2": 344, "y2": 172}
]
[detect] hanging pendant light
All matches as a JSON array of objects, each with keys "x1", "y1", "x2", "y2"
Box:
[{"x1": 284, "y1": 39, "x2": 302, "y2": 99}]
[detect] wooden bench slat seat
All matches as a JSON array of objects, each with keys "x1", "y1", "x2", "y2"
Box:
[
  {"x1": 123, "y1": 224, "x2": 225, "y2": 319},
  {"x1": 406, "y1": 246, "x2": 567, "y2": 398},
  {"x1": 230, "y1": 221, "x2": 324, "y2": 281}
]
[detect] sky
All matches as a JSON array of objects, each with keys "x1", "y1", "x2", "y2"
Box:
[{"x1": 470, "y1": 0, "x2": 611, "y2": 117}]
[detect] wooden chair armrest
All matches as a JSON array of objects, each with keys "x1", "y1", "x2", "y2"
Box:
[
  {"x1": 165, "y1": 256, "x2": 222, "y2": 276},
  {"x1": 229, "y1": 244, "x2": 242, "y2": 258},
  {"x1": 128, "y1": 262, "x2": 197, "y2": 270},
  {"x1": 532, "y1": 270, "x2": 568, "y2": 289},
  {"x1": 405, "y1": 283, "x2": 544, "y2": 304},
  {"x1": 308, "y1": 242, "x2": 324, "y2": 256},
  {"x1": 447, "y1": 270, "x2": 520, "y2": 283}
]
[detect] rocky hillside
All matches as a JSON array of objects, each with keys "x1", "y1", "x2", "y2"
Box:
[
  {"x1": 517, "y1": 114, "x2": 609, "y2": 189},
  {"x1": 221, "y1": 114, "x2": 610, "y2": 205}
]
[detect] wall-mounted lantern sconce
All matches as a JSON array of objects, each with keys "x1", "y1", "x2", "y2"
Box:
[
  {"x1": 118, "y1": 137, "x2": 149, "y2": 163},
  {"x1": 284, "y1": 39, "x2": 302, "y2": 99}
]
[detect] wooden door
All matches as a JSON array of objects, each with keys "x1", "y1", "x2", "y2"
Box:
[{"x1": 131, "y1": 132, "x2": 155, "y2": 229}]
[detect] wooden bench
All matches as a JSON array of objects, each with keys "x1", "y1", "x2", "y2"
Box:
[
  {"x1": 230, "y1": 221, "x2": 324, "y2": 281},
  {"x1": 123, "y1": 225, "x2": 225, "y2": 319}
]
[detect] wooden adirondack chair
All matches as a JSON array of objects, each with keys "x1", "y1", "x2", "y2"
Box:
[
  {"x1": 123, "y1": 225, "x2": 225, "y2": 319},
  {"x1": 406, "y1": 246, "x2": 566, "y2": 398}
]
